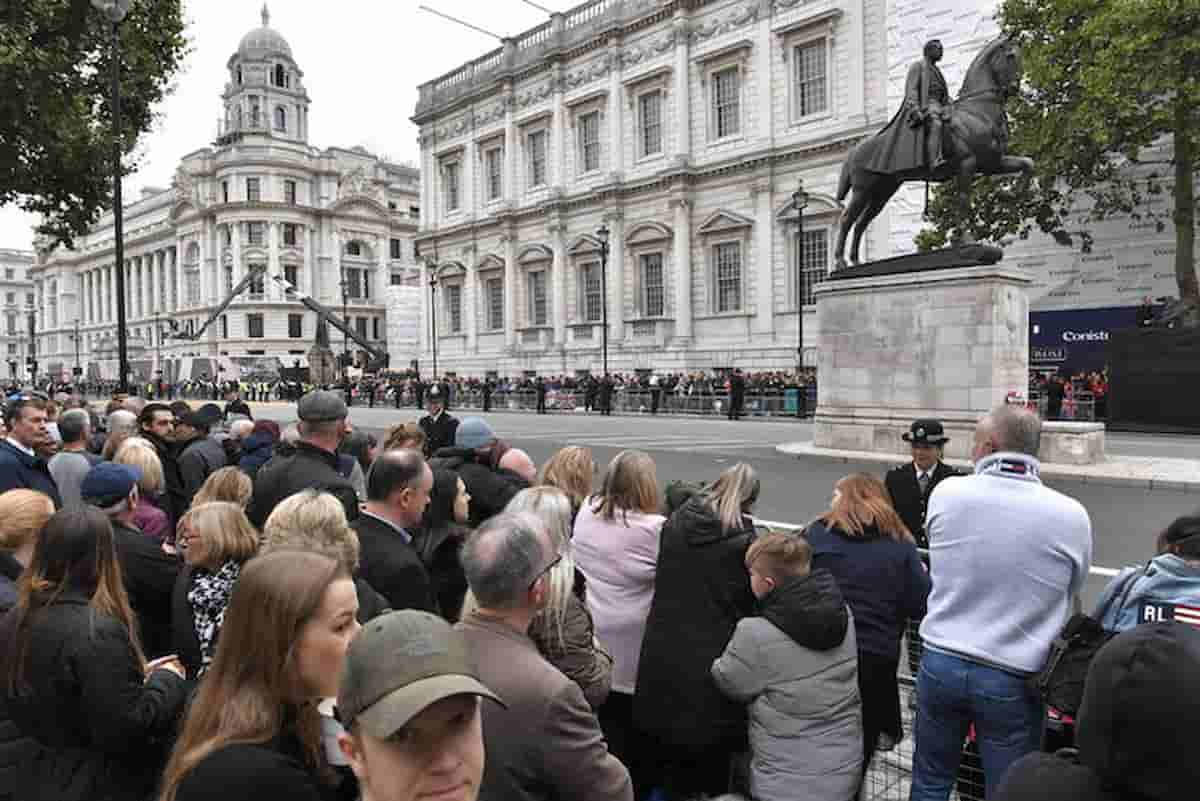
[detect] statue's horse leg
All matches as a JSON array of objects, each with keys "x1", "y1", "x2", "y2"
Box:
[
  {"x1": 849, "y1": 177, "x2": 900, "y2": 265},
  {"x1": 835, "y1": 181, "x2": 872, "y2": 270}
]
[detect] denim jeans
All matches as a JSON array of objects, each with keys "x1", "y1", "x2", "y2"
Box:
[{"x1": 909, "y1": 649, "x2": 1043, "y2": 801}]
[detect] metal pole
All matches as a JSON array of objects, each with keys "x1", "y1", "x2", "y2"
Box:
[
  {"x1": 74, "y1": 319, "x2": 81, "y2": 378},
  {"x1": 341, "y1": 273, "x2": 349, "y2": 385},
  {"x1": 111, "y1": 18, "x2": 129, "y2": 395},
  {"x1": 796, "y1": 214, "x2": 804, "y2": 373},
  {"x1": 600, "y1": 245, "x2": 609, "y2": 376},
  {"x1": 429, "y1": 275, "x2": 439, "y2": 380}
]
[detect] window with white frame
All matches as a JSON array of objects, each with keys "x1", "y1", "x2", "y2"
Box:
[
  {"x1": 577, "y1": 111, "x2": 601, "y2": 174},
  {"x1": 527, "y1": 271, "x2": 548, "y2": 326},
  {"x1": 284, "y1": 179, "x2": 297, "y2": 205},
  {"x1": 485, "y1": 277, "x2": 504, "y2": 330},
  {"x1": 638, "y1": 91, "x2": 663, "y2": 157},
  {"x1": 283, "y1": 223, "x2": 298, "y2": 246},
  {"x1": 640, "y1": 253, "x2": 665, "y2": 317},
  {"x1": 246, "y1": 177, "x2": 261, "y2": 202},
  {"x1": 444, "y1": 284, "x2": 463, "y2": 333},
  {"x1": 800, "y1": 228, "x2": 829, "y2": 306},
  {"x1": 794, "y1": 39, "x2": 829, "y2": 118},
  {"x1": 283, "y1": 264, "x2": 298, "y2": 289},
  {"x1": 247, "y1": 222, "x2": 265, "y2": 245},
  {"x1": 443, "y1": 161, "x2": 460, "y2": 212},
  {"x1": 711, "y1": 67, "x2": 741, "y2": 139},
  {"x1": 527, "y1": 129, "x2": 548, "y2": 188},
  {"x1": 485, "y1": 146, "x2": 503, "y2": 201},
  {"x1": 713, "y1": 241, "x2": 742, "y2": 313},
  {"x1": 581, "y1": 262, "x2": 603, "y2": 322}
]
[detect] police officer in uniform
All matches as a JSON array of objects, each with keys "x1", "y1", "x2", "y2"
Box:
[
  {"x1": 885, "y1": 418, "x2": 958, "y2": 681},
  {"x1": 535, "y1": 375, "x2": 547, "y2": 415},
  {"x1": 481, "y1": 377, "x2": 493, "y2": 412},
  {"x1": 418, "y1": 384, "x2": 459, "y2": 458}
]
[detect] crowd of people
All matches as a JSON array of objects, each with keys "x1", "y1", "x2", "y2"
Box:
[{"x1": 0, "y1": 384, "x2": 1196, "y2": 801}]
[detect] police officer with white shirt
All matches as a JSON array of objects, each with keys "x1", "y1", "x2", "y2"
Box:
[{"x1": 885, "y1": 419, "x2": 958, "y2": 550}]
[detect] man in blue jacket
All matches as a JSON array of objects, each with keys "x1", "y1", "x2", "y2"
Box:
[{"x1": 0, "y1": 397, "x2": 62, "y2": 507}]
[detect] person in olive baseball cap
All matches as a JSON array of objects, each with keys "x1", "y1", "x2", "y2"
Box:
[{"x1": 336, "y1": 610, "x2": 504, "y2": 801}]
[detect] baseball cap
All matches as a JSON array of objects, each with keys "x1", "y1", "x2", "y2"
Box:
[
  {"x1": 298, "y1": 390, "x2": 349, "y2": 422},
  {"x1": 179, "y1": 403, "x2": 223, "y2": 429},
  {"x1": 81, "y1": 462, "x2": 143, "y2": 507},
  {"x1": 336, "y1": 610, "x2": 504, "y2": 738},
  {"x1": 455, "y1": 417, "x2": 496, "y2": 450}
]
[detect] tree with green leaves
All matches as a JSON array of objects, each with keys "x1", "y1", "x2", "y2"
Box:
[
  {"x1": 917, "y1": 0, "x2": 1199, "y2": 314},
  {"x1": 0, "y1": 0, "x2": 189, "y2": 248}
]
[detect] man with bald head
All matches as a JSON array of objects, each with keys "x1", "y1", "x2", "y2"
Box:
[
  {"x1": 457, "y1": 513, "x2": 632, "y2": 801},
  {"x1": 351, "y1": 447, "x2": 438, "y2": 614},
  {"x1": 910, "y1": 405, "x2": 1093, "y2": 800}
]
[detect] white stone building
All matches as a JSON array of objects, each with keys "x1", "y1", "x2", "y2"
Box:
[
  {"x1": 0, "y1": 249, "x2": 36, "y2": 382},
  {"x1": 413, "y1": 0, "x2": 891, "y2": 376},
  {"x1": 32, "y1": 7, "x2": 421, "y2": 384}
]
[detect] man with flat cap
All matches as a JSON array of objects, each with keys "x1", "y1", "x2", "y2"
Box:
[
  {"x1": 419, "y1": 384, "x2": 459, "y2": 459},
  {"x1": 247, "y1": 389, "x2": 359, "y2": 528}
]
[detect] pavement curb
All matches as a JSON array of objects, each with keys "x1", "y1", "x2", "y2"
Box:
[{"x1": 775, "y1": 441, "x2": 1200, "y2": 492}]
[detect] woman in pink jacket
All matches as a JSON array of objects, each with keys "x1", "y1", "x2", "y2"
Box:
[{"x1": 572, "y1": 449, "x2": 665, "y2": 798}]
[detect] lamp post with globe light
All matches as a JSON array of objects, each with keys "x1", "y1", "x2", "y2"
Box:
[
  {"x1": 91, "y1": 0, "x2": 133, "y2": 394},
  {"x1": 791, "y1": 179, "x2": 810, "y2": 374}
]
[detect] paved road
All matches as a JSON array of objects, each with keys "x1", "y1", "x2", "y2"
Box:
[{"x1": 254, "y1": 404, "x2": 1199, "y2": 604}]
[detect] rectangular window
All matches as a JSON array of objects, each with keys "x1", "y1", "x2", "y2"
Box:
[
  {"x1": 6, "y1": 314, "x2": 15, "y2": 335},
  {"x1": 4, "y1": 293, "x2": 13, "y2": 305},
  {"x1": 800, "y1": 229, "x2": 829, "y2": 307},
  {"x1": 220, "y1": 315, "x2": 229, "y2": 339},
  {"x1": 344, "y1": 268, "x2": 361, "y2": 300},
  {"x1": 25, "y1": 293, "x2": 33, "y2": 307},
  {"x1": 582, "y1": 262, "x2": 602, "y2": 322},
  {"x1": 248, "y1": 266, "x2": 266, "y2": 298},
  {"x1": 714, "y1": 242, "x2": 742, "y2": 313},
  {"x1": 372, "y1": 317, "x2": 381, "y2": 340},
  {"x1": 186, "y1": 270, "x2": 200, "y2": 305},
  {"x1": 443, "y1": 162, "x2": 460, "y2": 212},
  {"x1": 247, "y1": 313, "x2": 264, "y2": 338},
  {"x1": 390, "y1": 272, "x2": 403, "y2": 286},
  {"x1": 6, "y1": 343, "x2": 15, "y2": 355},
  {"x1": 712, "y1": 67, "x2": 741, "y2": 139},
  {"x1": 794, "y1": 40, "x2": 828, "y2": 117},
  {"x1": 283, "y1": 264, "x2": 298, "y2": 290},
  {"x1": 246, "y1": 177, "x2": 260, "y2": 202},
  {"x1": 355, "y1": 316, "x2": 368, "y2": 339},
  {"x1": 527, "y1": 130, "x2": 547, "y2": 188},
  {"x1": 283, "y1": 223, "x2": 297, "y2": 246},
  {"x1": 486, "y1": 277, "x2": 504, "y2": 330},
  {"x1": 222, "y1": 181, "x2": 229, "y2": 203},
  {"x1": 247, "y1": 222, "x2": 265, "y2": 245},
  {"x1": 4, "y1": 268, "x2": 13, "y2": 280},
  {"x1": 638, "y1": 92, "x2": 663, "y2": 156},
  {"x1": 390, "y1": 238, "x2": 402, "y2": 260},
  {"x1": 578, "y1": 112, "x2": 600, "y2": 174},
  {"x1": 445, "y1": 284, "x2": 462, "y2": 332},
  {"x1": 527, "y1": 271, "x2": 548, "y2": 326},
  {"x1": 641, "y1": 253, "x2": 665, "y2": 317},
  {"x1": 288, "y1": 314, "x2": 303, "y2": 338},
  {"x1": 284, "y1": 179, "x2": 297, "y2": 205},
  {"x1": 485, "y1": 147, "x2": 503, "y2": 200}
]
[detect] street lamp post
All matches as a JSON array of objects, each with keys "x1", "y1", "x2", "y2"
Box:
[
  {"x1": 595, "y1": 224, "x2": 610, "y2": 377},
  {"x1": 340, "y1": 270, "x2": 350, "y2": 386},
  {"x1": 426, "y1": 259, "x2": 439, "y2": 380},
  {"x1": 791, "y1": 179, "x2": 810, "y2": 418},
  {"x1": 92, "y1": 0, "x2": 133, "y2": 395},
  {"x1": 72, "y1": 319, "x2": 81, "y2": 384}
]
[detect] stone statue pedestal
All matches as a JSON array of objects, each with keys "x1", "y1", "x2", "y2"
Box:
[
  {"x1": 812, "y1": 251, "x2": 1105, "y2": 464},
  {"x1": 308, "y1": 345, "x2": 338, "y2": 386}
]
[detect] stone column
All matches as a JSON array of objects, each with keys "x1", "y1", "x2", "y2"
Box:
[
  {"x1": 752, "y1": 181, "x2": 774, "y2": 335},
  {"x1": 375, "y1": 235, "x2": 388, "y2": 310},
  {"x1": 504, "y1": 90, "x2": 517, "y2": 205},
  {"x1": 502, "y1": 233, "x2": 516, "y2": 349},
  {"x1": 198, "y1": 221, "x2": 209, "y2": 308},
  {"x1": 419, "y1": 257, "x2": 430, "y2": 357},
  {"x1": 755, "y1": 10, "x2": 773, "y2": 147},
  {"x1": 608, "y1": 42, "x2": 623, "y2": 177},
  {"x1": 606, "y1": 212, "x2": 625, "y2": 345},
  {"x1": 552, "y1": 67, "x2": 566, "y2": 189},
  {"x1": 672, "y1": 197, "x2": 693, "y2": 342},
  {"x1": 267, "y1": 222, "x2": 281, "y2": 301},
  {"x1": 550, "y1": 221, "x2": 567, "y2": 347},
  {"x1": 230, "y1": 223, "x2": 243, "y2": 293},
  {"x1": 304, "y1": 224, "x2": 316, "y2": 297},
  {"x1": 148, "y1": 252, "x2": 158, "y2": 317},
  {"x1": 464, "y1": 246, "x2": 478, "y2": 353},
  {"x1": 673, "y1": 12, "x2": 691, "y2": 161}
]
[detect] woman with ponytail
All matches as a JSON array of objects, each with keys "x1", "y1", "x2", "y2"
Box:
[{"x1": 0, "y1": 507, "x2": 189, "y2": 801}]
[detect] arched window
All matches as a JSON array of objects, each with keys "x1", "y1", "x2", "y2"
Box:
[
  {"x1": 236, "y1": 66, "x2": 243, "y2": 85},
  {"x1": 273, "y1": 64, "x2": 285, "y2": 87},
  {"x1": 274, "y1": 106, "x2": 287, "y2": 132}
]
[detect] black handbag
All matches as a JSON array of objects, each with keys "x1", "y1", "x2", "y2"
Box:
[{"x1": 1030, "y1": 566, "x2": 1146, "y2": 716}]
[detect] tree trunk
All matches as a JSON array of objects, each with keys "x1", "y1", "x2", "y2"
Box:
[{"x1": 1174, "y1": 104, "x2": 1198, "y2": 303}]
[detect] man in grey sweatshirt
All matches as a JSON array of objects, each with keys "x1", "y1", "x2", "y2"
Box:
[{"x1": 909, "y1": 405, "x2": 1092, "y2": 801}]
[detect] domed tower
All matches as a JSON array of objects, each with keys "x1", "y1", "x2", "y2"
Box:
[{"x1": 220, "y1": 4, "x2": 310, "y2": 145}]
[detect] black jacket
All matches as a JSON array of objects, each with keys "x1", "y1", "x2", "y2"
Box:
[
  {"x1": 419, "y1": 412, "x2": 459, "y2": 458},
  {"x1": 0, "y1": 440, "x2": 62, "y2": 508},
  {"x1": 412, "y1": 524, "x2": 470, "y2": 623},
  {"x1": 224, "y1": 399, "x2": 252, "y2": 420},
  {"x1": 174, "y1": 726, "x2": 342, "y2": 801},
  {"x1": 1, "y1": 593, "x2": 189, "y2": 801},
  {"x1": 351, "y1": 514, "x2": 438, "y2": 615},
  {"x1": 634, "y1": 495, "x2": 757, "y2": 751},
  {"x1": 171, "y1": 565, "x2": 205, "y2": 678},
  {"x1": 884, "y1": 461, "x2": 959, "y2": 549},
  {"x1": 237, "y1": 431, "x2": 277, "y2": 479},
  {"x1": 247, "y1": 441, "x2": 360, "y2": 529},
  {"x1": 112, "y1": 519, "x2": 180, "y2": 659},
  {"x1": 0, "y1": 554, "x2": 34, "y2": 801},
  {"x1": 141, "y1": 430, "x2": 189, "y2": 530},
  {"x1": 431, "y1": 447, "x2": 530, "y2": 527}
]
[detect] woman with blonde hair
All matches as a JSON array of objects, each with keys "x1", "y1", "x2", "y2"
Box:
[
  {"x1": 261, "y1": 489, "x2": 388, "y2": 624},
  {"x1": 382, "y1": 420, "x2": 426, "y2": 453},
  {"x1": 804, "y1": 472, "x2": 929, "y2": 797},
  {"x1": 113, "y1": 437, "x2": 171, "y2": 544},
  {"x1": 506, "y1": 486, "x2": 613, "y2": 709},
  {"x1": 159, "y1": 550, "x2": 359, "y2": 801},
  {"x1": 0, "y1": 489, "x2": 55, "y2": 612},
  {"x1": 635, "y1": 462, "x2": 761, "y2": 800},
  {"x1": 172, "y1": 502, "x2": 260, "y2": 677},
  {"x1": 1, "y1": 507, "x2": 188, "y2": 801},
  {"x1": 538, "y1": 445, "x2": 595, "y2": 518},
  {"x1": 571, "y1": 450, "x2": 665, "y2": 794},
  {"x1": 191, "y1": 466, "x2": 253, "y2": 509}
]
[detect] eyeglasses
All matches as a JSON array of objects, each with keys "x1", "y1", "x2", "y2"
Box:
[{"x1": 528, "y1": 553, "x2": 563, "y2": 590}]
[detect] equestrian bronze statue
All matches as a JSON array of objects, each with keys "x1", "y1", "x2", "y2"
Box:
[{"x1": 834, "y1": 37, "x2": 1035, "y2": 269}]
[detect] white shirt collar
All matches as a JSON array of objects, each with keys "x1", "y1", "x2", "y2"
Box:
[{"x1": 5, "y1": 437, "x2": 35, "y2": 458}]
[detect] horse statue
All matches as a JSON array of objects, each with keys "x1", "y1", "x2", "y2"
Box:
[{"x1": 834, "y1": 36, "x2": 1035, "y2": 269}]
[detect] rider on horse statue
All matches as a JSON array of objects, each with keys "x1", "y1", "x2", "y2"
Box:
[{"x1": 867, "y1": 39, "x2": 950, "y2": 177}]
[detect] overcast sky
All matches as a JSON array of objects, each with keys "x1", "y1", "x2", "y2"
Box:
[{"x1": 1, "y1": 0, "x2": 568, "y2": 250}]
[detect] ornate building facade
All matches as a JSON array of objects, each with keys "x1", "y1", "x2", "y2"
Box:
[
  {"x1": 0, "y1": 249, "x2": 35, "y2": 381},
  {"x1": 32, "y1": 7, "x2": 421, "y2": 384},
  {"x1": 413, "y1": 0, "x2": 890, "y2": 376}
]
